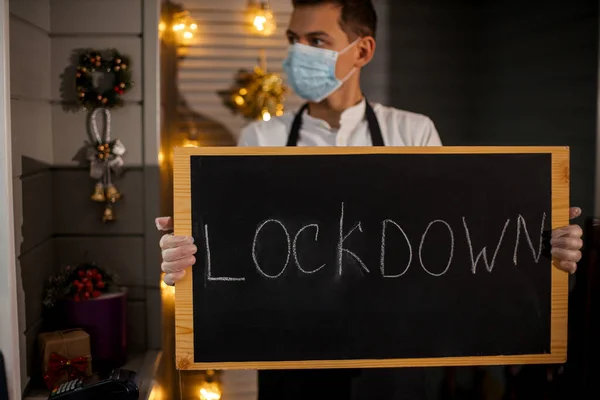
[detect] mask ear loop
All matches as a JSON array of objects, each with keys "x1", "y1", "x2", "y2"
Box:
[
  {"x1": 337, "y1": 38, "x2": 362, "y2": 83},
  {"x1": 339, "y1": 38, "x2": 361, "y2": 55}
]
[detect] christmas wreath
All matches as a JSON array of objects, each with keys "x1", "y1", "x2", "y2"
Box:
[{"x1": 76, "y1": 48, "x2": 133, "y2": 109}]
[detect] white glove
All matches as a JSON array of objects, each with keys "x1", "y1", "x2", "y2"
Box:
[{"x1": 156, "y1": 216, "x2": 197, "y2": 286}]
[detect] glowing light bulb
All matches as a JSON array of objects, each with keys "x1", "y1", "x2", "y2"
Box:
[
  {"x1": 199, "y1": 382, "x2": 221, "y2": 400},
  {"x1": 253, "y1": 15, "x2": 267, "y2": 31},
  {"x1": 234, "y1": 95, "x2": 245, "y2": 106},
  {"x1": 262, "y1": 111, "x2": 271, "y2": 121},
  {"x1": 165, "y1": 10, "x2": 198, "y2": 46},
  {"x1": 248, "y1": 2, "x2": 276, "y2": 36}
]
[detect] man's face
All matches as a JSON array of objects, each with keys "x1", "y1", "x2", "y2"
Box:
[{"x1": 286, "y1": 3, "x2": 358, "y2": 79}]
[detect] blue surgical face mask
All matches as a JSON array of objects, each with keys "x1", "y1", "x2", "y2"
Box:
[{"x1": 282, "y1": 39, "x2": 360, "y2": 103}]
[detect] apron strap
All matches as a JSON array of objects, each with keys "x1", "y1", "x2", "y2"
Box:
[
  {"x1": 364, "y1": 100, "x2": 384, "y2": 146},
  {"x1": 286, "y1": 103, "x2": 309, "y2": 146},
  {"x1": 286, "y1": 99, "x2": 384, "y2": 146}
]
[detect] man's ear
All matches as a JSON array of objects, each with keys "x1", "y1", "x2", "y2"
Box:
[{"x1": 356, "y1": 36, "x2": 376, "y2": 68}]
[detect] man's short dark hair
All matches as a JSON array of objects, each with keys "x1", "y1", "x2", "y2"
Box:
[{"x1": 291, "y1": 0, "x2": 377, "y2": 40}]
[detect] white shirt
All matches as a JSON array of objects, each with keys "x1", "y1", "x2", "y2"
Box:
[{"x1": 238, "y1": 99, "x2": 442, "y2": 147}]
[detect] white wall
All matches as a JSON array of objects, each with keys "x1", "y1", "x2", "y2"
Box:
[
  {"x1": 8, "y1": 0, "x2": 52, "y2": 391},
  {"x1": 49, "y1": 0, "x2": 162, "y2": 355},
  {"x1": 49, "y1": 0, "x2": 153, "y2": 358},
  {"x1": 0, "y1": 0, "x2": 21, "y2": 397},
  {"x1": 5, "y1": 0, "x2": 162, "y2": 394}
]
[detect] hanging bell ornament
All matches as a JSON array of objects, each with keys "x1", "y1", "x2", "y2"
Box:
[
  {"x1": 91, "y1": 182, "x2": 106, "y2": 202},
  {"x1": 102, "y1": 205, "x2": 115, "y2": 222},
  {"x1": 105, "y1": 184, "x2": 122, "y2": 203}
]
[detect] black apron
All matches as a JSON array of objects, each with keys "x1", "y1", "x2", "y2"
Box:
[
  {"x1": 286, "y1": 100, "x2": 384, "y2": 146},
  {"x1": 258, "y1": 99, "x2": 384, "y2": 400}
]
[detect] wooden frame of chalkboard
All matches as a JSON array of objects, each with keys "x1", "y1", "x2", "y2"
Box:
[{"x1": 173, "y1": 146, "x2": 569, "y2": 371}]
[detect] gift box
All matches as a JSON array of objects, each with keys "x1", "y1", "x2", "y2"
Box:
[{"x1": 38, "y1": 329, "x2": 92, "y2": 389}]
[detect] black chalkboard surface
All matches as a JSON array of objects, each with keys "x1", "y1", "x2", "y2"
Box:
[{"x1": 173, "y1": 147, "x2": 570, "y2": 370}]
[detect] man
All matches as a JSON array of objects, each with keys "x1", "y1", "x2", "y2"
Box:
[{"x1": 157, "y1": 0, "x2": 583, "y2": 398}]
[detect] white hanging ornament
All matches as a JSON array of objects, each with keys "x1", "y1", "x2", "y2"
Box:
[{"x1": 86, "y1": 107, "x2": 126, "y2": 221}]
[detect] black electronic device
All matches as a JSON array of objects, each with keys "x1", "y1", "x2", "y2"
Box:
[
  {"x1": 47, "y1": 368, "x2": 138, "y2": 400},
  {"x1": 0, "y1": 351, "x2": 9, "y2": 400}
]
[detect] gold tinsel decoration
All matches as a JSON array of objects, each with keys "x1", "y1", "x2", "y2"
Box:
[{"x1": 218, "y1": 66, "x2": 287, "y2": 121}]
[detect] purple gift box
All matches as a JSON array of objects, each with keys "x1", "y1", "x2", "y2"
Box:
[{"x1": 60, "y1": 289, "x2": 127, "y2": 371}]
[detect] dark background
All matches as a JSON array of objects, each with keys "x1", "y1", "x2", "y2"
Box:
[
  {"x1": 357, "y1": 0, "x2": 599, "y2": 398},
  {"x1": 378, "y1": 0, "x2": 597, "y2": 223}
]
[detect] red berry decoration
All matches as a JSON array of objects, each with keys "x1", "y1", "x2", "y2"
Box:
[{"x1": 43, "y1": 263, "x2": 116, "y2": 308}]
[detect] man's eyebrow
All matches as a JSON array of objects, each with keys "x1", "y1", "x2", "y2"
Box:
[{"x1": 286, "y1": 29, "x2": 331, "y2": 38}]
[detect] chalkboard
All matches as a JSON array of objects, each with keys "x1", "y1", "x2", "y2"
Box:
[{"x1": 173, "y1": 146, "x2": 570, "y2": 370}]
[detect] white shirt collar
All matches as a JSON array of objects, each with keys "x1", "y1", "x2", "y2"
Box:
[{"x1": 301, "y1": 99, "x2": 367, "y2": 132}]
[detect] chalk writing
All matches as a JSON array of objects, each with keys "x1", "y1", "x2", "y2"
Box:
[
  {"x1": 513, "y1": 213, "x2": 546, "y2": 265},
  {"x1": 205, "y1": 224, "x2": 245, "y2": 282},
  {"x1": 418, "y1": 220, "x2": 455, "y2": 277},
  {"x1": 463, "y1": 217, "x2": 511, "y2": 274},
  {"x1": 337, "y1": 202, "x2": 370, "y2": 276},
  {"x1": 203, "y1": 203, "x2": 549, "y2": 282},
  {"x1": 293, "y1": 224, "x2": 326, "y2": 274},
  {"x1": 380, "y1": 219, "x2": 412, "y2": 278},
  {"x1": 252, "y1": 219, "x2": 291, "y2": 279}
]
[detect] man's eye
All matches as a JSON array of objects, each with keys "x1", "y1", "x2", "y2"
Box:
[
  {"x1": 309, "y1": 38, "x2": 324, "y2": 47},
  {"x1": 287, "y1": 36, "x2": 297, "y2": 44}
]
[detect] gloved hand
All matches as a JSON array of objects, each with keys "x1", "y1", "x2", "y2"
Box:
[{"x1": 156, "y1": 216, "x2": 197, "y2": 286}]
